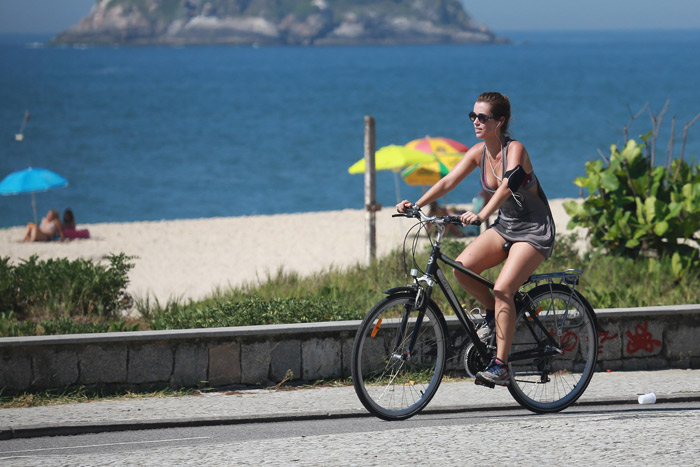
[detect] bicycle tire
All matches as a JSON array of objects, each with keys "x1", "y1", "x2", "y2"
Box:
[
  {"x1": 351, "y1": 293, "x2": 448, "y2": 421},
  {"x1": 507, "y1": 283, "x2": 598, "y2": 413}
]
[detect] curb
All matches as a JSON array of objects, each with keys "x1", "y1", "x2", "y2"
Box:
[
  {"x1": 3, "y1": 393, "x2": 699, "y2": 440},
  {"x1": 0, "y1": 411, "x2": 371, "y2": 441}
]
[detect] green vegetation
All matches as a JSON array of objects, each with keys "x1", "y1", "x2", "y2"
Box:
[
  {"x1": 0, "y1": 254, "x2": 137, "y2": 336},
  {"x1": 136, "y1": 233, "x2": 700, "y2": 332},
  {"x1": 106, "y1": 0, "x2": 183, "y2": 24},
  {"x1": 102, "y1": 0, "x2": 473, "y2": 27},
  {"x1": 2, "y1": 233, "x2": 699, "y2": 338},
  {"x1": 565, "y1": 105, "x2": 700, "y2": 280},
  {"x1": 328, "y1": 0, "x2": 472, "y2": 27},
  {"x1": 0, "y1": 386, "x2": 198, "y2": 409},
  {"x1": 1, "y1": 253, "x2": 134, "y2": 320},
  {"x1": 243, "y1": 0, "x2": 320, "y2": 20},
  {"x1": 565, "y1": 138, "x2": 700, "y2": 279},
  {"x1": 2, "y1": 109, "x2": 699, "y2": 337},
  {"x1": 146, "y1": 296, "x2": 359, "y2": 330}
]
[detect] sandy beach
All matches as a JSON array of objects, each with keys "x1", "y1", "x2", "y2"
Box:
[{"x1": 0, "y1": 199, "x2": 582, "y2": 304}]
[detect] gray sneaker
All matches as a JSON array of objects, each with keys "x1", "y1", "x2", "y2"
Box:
[
  {"x1": 476, "y1": 321, "x2": 495, "y2": 342},
  {"x1": 476, "y1": 358, "x2": 510, "y2": 386}
]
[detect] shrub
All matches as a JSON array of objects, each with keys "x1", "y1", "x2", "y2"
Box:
[
  {"x1": 564, "y1": 136, "x2": 700, "y2": 279},
  {"x1": 149, "y1": 296, "x2": 361, "y2": 330},
  {"x1": 0, "y1": 311, "x2": 38, "y2": 337},
  {"x1": 0, "y1": 310, "x2": 141, "y2": 337},
  {"x1": 0, "y1": 253, "x2": 134, "y2": 320}
]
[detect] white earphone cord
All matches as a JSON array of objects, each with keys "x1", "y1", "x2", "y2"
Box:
[{"x1": 495, "y1": 120, "x2": 523, "y2": 208}]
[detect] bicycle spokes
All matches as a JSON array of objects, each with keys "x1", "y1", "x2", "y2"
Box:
[
  {"x1": 352, "y1": 295, "x2": 447, "y2": 420},
  {"x1": 507, "y1": 284, "x2": 598, "y2": 413}
]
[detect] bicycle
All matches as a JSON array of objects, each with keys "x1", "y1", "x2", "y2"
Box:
[{"x1": 351, "y1": 207, "x2": 599, "y2": 421}]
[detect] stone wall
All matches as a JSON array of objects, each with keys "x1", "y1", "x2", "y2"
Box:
[
  {"x1": 1, "y1": 305, "x2": 699, "y2": 394},
  {"x1": 595, "y1": 305, "x2": 700, "y2": 371}
]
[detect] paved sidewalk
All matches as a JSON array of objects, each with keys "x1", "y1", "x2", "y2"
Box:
[{"x1": 2, "y1": 369, "x2": 699, "y2": 439}]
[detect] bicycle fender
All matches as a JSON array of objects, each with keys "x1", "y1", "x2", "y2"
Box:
[
  {"x1": 524, "y1": 283, "x2": 601, "y2": 333},
  {"x1": 380, "y1": 289, "x2": 448, "y2": 332},
  {"x1": 383, "y1": 286, "x2": 417, "y2": 295},
  {"x1": 573, "y1": 289, "x2": 601, "y2": 333},
  {"x1": 384, "y1": 286, "x2": 427, "y2": 309}
]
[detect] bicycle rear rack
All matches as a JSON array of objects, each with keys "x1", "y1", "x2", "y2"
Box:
[{"x1": 526, "y1": 269, "x2": 584, "y2": 287}]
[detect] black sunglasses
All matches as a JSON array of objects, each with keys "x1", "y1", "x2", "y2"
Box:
[{"x1": 469, "y1": 111, "x2": 496, "y2": 123}]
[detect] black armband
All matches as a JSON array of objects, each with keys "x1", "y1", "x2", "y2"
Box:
[{"x1": 504, "y1": 165, "x2": 530, "y2": 191}]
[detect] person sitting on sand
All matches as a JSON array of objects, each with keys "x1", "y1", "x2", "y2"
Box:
[
  {"x1": 60, "y1": 208, "x2": 91, "y2": 239},
  {"x1": 21, "y1": 209, "x2": 64, "y2": 242},
  {"x1": 62, "y1": 208, "x2": 76, "y2": 230}
]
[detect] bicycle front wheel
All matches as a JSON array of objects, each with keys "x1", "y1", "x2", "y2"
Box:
[
  {"x1": 508, "y1": 284, "x2": 598, "y2": 413},
  {"x1": 351, "y1": 293, "x2": 447, "y2": 421}
]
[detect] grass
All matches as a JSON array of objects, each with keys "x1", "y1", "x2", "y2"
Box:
[
  {"x1": 5, "y1": 233, "x2": 700, "y2": 337},
  {"x1": 0, "y1": 386, "x2": 199, "y2": 409},
  {"x1": 4, "y1": 232, "x2": 697, "y2": 403},
  {"x1": 0, "y1": 377, "x2": 358, "y2": 408},
  {"x1": 137, "y1": 232, "x2": 700, "y2": 331},
  {"x1": 0, "y1": 375, "x2": 482, "y2": 408}
]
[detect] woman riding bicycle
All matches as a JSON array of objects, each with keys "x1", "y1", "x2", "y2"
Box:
[{"x1": 396, "y1": 92, "x2": 556, "y2": 386}]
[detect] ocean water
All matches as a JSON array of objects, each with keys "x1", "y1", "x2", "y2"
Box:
[{"x1": 1, "y1": 29, "x2": 700, "y2": 228}]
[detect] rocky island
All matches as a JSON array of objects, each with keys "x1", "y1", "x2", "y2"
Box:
[{"x1": 52, "y1": 0, "x2": 507, "y2": 46}]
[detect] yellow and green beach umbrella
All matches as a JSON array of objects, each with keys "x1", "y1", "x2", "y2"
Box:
[
  {"x1": 401, "y1": 154, "x2": 463, "y2": 186},
  {"x1": 347, "y1": 145, "x2": 437, "y2": 174}
]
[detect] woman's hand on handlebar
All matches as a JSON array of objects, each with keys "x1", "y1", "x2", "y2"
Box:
[
  {"x1": 395, "y1": 200, "x2": 414, "y2": 213},
  {"x1": 460, "y1": 211, "x2": 482, "y2": 226}
]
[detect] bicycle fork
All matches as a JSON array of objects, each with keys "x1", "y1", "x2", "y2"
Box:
[{"x1": 392, "y1": 285, "x2": 429, "y2": 362}]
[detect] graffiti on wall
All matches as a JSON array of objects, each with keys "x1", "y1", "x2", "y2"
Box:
[
  {"x1": 626, "y1": 320, "x2": 662, "y2": 354},
  {"x1": 598, "y1": 329, "x2": 620, "y2": 355}
]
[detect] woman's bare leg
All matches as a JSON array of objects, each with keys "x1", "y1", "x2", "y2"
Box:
[
  {"x1": 21, "y1": 223, "x2": 35, "y2": 242},
  {"x1": 29, "y1": 226, "x2": 50, "y2": 242},
  {"x1": 492, "y1": 242, "x2": 545, "y2": 362},
  {"x1": 453, "y1": 229, "x2": 508, "y2": 309}
]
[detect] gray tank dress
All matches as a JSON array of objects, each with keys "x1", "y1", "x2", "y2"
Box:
[{"x1": 480, "y1": 139, "x2": 556, "y2": 258}]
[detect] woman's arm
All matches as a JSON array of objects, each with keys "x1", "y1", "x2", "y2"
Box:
[
  {"x1": 469, "y1": 141, "x2": 531, "y2": 224},
  {"x1": 397, "y1": 144, "x2": 481, "y2": 212}
]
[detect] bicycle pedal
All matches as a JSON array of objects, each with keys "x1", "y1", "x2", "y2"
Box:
[{"x1": 474, "y1": 378, "x2": 495, "y2": 389}]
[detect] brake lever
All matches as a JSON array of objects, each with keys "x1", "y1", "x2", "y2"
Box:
[
  {"x1": 444, "y1": 215, "x2": 481, "y2": 226},
  {"x1": 392, "y1": 208, "x2": 421, "y2": 219}
]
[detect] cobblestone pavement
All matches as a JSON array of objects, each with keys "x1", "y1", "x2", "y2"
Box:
[
  {"x1": 1, "y1": 369, "x2": 699, "y2": 436},
  {"x1": 1, "y1": 369, "x2": 700, "y2": 465},
  {"x1": 3, "y1": 403, "x2": 700, "y2": 465}
]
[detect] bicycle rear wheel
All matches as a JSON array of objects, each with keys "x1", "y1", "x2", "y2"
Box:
[
  {"x1": 351, "y1": 293, "x2": 447, "y2": 421},
  {"x1": 507, "y1": 284, "x2": 598, "y2": 413}
]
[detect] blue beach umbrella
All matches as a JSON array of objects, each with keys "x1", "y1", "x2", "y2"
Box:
[{"x1": 0, "y1": 167, "x2": 68, "y2": 223}]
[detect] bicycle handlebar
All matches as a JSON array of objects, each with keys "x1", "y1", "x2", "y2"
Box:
[{"x1": 392, "y1": 207, "x2": 482, "y2": 226}]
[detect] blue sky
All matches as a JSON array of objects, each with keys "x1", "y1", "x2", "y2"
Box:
[{"x1": 0, "y1": 0, "x2": 699, "y2": 34}]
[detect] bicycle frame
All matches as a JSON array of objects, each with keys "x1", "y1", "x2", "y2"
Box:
[
  {"x1": 353, "y1": 210, "x2": 599, "y2": 418},
  {"x1": 403, "y1": 212, "x2": 563, "y2": 366}
]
